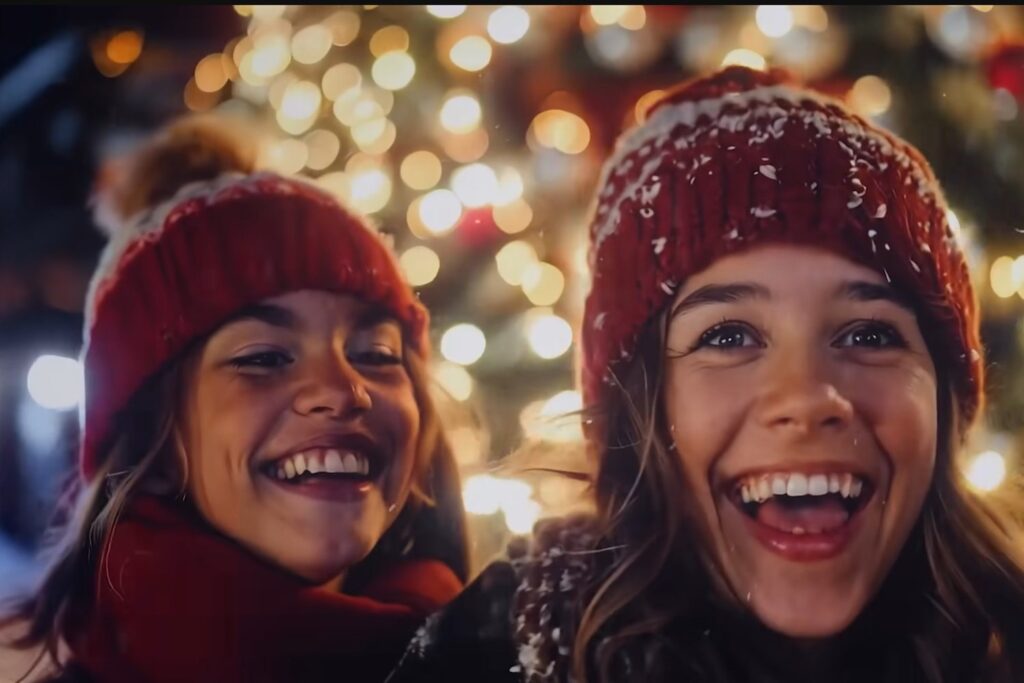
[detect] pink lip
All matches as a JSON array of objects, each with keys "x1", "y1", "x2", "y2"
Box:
[
  {"x1": 739, "y1": 508, "x2": 865, "y2": 561},
  {"x1": 264, "y1": 474, "x2": 374, "y2": 503},
  {"x1": 729, "y1": 490, "x2": 873, "y2": 562}
]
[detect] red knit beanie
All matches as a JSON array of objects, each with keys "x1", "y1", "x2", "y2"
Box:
[
  {"x1": 582, "y1": 66, "x2": 982, "y2": 436},
  {"x1": 80, "y1": 122, "x2": 427, "y2": 481}
]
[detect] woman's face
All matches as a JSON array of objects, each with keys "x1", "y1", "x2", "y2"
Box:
[
  {"x1": 182, "y1": 290, "x2": 419, "y2": 585},
  {"x1": 663, "y1": 245, "x2": 937, "y2": 637}
]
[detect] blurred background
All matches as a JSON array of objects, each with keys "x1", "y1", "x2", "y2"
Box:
[{"x1": 1, "y1": 4, "x2": 1023, "y2": 579}]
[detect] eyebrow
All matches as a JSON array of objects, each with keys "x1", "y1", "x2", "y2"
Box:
[
  {"x1": 222, "y1": 303, "x2": 298, "y2": 329},
  {"x1": 668, "y1": 279, "x2": 915, "y2": 320},
  {"x1": 355, "y1": 307, "x2": 401, "y2": 332},
  {"x1": 669, "y1": 283, "x2": 770, "y2": 320},
  {"x1": 220, "y1": 302, "x2": 402, "y2": 334},
  {"x1": 837, "y1": 280, "x2": 915, "y2": 312}
]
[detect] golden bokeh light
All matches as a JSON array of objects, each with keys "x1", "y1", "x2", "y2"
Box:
[{"x1": 400, "y1": 151, "x2": 444, "y2": 190}]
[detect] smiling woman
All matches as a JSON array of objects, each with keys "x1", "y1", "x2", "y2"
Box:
[
  {"x1": 387, "y1": 67, "x2": 1024, "y2": 683},
  {"x1": 662, "y1": 247, "x2": 940, "y2": 638},
  {"x1": 0, "y1": 116, "x2": 468, "y2": 682},
  {"x1": 184, "y1": 292, "x2": 424, "y2": 588}
]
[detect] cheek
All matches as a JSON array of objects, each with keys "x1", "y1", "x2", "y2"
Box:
[
  {"x1": 372, "y1": 384, "x2": 420, "y2": 486},
  {"x1": 378, "y1": 382, "x2": 419, "y2": 449},
  {"x1": 665, "y1": 364, "x2": 748, "y2": 477},
  {"x1": 183, "y1": 373, "x2": 285, "y2": 503},
  {"x1": 845, "y1": 368, "x2": 938, "y2": 510},
  {"x1": 663, "y1": 365, "x2": 752, "y2": 539},
  {"x1": 849, "y1": 368, "x2": 937, "y2": 461}
]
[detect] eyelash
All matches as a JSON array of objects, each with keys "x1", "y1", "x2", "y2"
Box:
[
  {"x1": 229, "y1": 347, "x2": 401, "y2": 370},
  {"x1": 348, "y1": 349, "x2": 402, "y2": 366},
  {"x1": 689, "y1": 318, "x2": 907, "y2": 352},
  {"x1": 835, "y1": 320, "x2": 907, "y2": 349},
  {"x1": 690, "y1": 319, "x2": 763, "y2": 352},
  {"x1": 230, "y1": 351, "x2": 293, "y2": 369}
]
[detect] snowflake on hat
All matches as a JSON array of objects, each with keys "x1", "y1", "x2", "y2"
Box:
[{"x1": 581, "y1": 66, "x2": 981, "y2": 437}]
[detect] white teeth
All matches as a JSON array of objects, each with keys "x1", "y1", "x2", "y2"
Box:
[
  {"x1": 786, "y1": 473, "x2": 808, "y2": 496},
  {"x1": 771, "y1": 475, "x2": 787, "y2": 495},
  {"x1": 268, "y1": 447, "x2": 372, "y2": 481},
  {"x1": 808, "y1": 474, "x2": 828, "y2": 496},
  {"x1": 324, "y1": 450, "x2": 344, "y2": 473},
  {"x1": 739, "y1": 471, "x2": 866, "y2": 503}
]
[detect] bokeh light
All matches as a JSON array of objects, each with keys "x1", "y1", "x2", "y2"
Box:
[
  {"x1": 441, "y1": 324, "x2": 487, "y2": 365},
  {"x1": 27, "y1": 355, "x2": 84, "y2": 411}
]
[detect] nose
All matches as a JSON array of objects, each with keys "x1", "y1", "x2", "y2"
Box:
[
  {"x1": 754, "y1": 353, "x2": 854, "y2": 438},
  {"x1": 292, "y1": 352, "x2": 372, "y2": 419}
]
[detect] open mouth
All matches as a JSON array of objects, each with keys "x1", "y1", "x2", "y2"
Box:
[
  {"x1": 260, "y1": 448, "x2": 378, "y2": 486},
  {"x1": 730, "y1": 472, "x2": 874, "y2": 536}
]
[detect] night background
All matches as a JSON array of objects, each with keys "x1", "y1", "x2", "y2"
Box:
[{"x1": 0, "y1": 4, "x2": 1022, "y2": 620}]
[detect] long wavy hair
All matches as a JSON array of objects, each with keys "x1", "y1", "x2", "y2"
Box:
[
  {"x1": 572, "y1": 308, "x2": 1024, "y2": 683},
  {"x1": 0, "y1": 335, "x2": 469, "y2": 681}
]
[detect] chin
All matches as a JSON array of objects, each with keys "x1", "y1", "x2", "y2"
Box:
[
  {"x1": 280, "y1": 536, "x2": 378, "y2": 584},
  {"x1": 752, "y1": 598, "x2": 864, "y2": 639}
]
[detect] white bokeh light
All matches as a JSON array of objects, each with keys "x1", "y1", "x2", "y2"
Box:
[
  {"x1": 488, "y1": 6, "x2": 531, "y2": 44},
  {"x1": 502, "y1": 496, "x2": 541, "y2": 534},
  {"x1": 451, "y1": 163, "x2": 498, "y2": 208},
  {"x1": 966, "y1": 450, "x2": 1006, "y2": 492},
  {"x1": 462, "y1": 474, "x2": 504, "y2": 514},
  {"x1": 441, "y1": 324, "x2": 486, "y2": 366},
  {"x1": 427, "y1": 5, "x2": 467, "y2": 19},
  {"x1": 756, "y1": 5, "x2": 794, "y2": 38},
  {"x1": 27, "y1": 355, "x2": 84, "y2": 411},
  {"x1": 419, "y1": 189, "x2": 463, "y2": 235},
  {"x1": 461, "y1": 474, "x2": 540, "y2": 533},
  {"x1": 527, "y1": 313, "x2": 573, "y2": 359}
]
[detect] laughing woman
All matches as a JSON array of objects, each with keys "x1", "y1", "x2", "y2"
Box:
[
  {"x1": 0, "y1": 118, "x2": 467, "y2": 682},
  {"x1": 388, "y1": 67, "x2": 1024, "y2": 683}
]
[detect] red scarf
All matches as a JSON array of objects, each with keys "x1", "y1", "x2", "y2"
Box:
[{"x1": 67, "y1": 495, "x2": 462, "y2": 683}]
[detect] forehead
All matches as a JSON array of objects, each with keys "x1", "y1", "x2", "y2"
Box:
[
  {"x1": 220, "y1": 290, "x2": 399, "y2": 332},
  {"x1": 263, "y1": 290, "x2": 375, "y2": 318},
  {"x1": 677, "y1": 245, "x2": 887, "y2": 298}
]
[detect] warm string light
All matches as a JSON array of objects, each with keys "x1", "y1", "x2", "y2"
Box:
[{"x1": 189, "y1": 5, "x2": 1017, "y2": 526}]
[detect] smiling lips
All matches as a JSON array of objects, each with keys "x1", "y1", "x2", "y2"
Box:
[
  {"x1": 729, "y1": 470, "x2": 874, "y2": 561},
  {"x1": 259, "y1": 435, "x2": 382, "y2": 501},
  {"x1": 268, "y1": 448, "x2": 370, "y2": 481}
]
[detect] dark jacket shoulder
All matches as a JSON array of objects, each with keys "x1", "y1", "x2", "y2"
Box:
[{"x1": 386, "y1": 514, "x2": 607, "y2": 683}]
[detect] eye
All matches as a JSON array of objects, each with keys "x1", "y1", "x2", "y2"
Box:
[
  {"x1": 229, "y1": 350, "x2": 293, "y2": 370},
  {"x1": 835, "y1": 321, "x2": 906, "y2": 349},
  {"x1": 348, "y1": 346, "x2": 402, "y2": 366},
  {"x1": 693, "y1": 321, "x2": 763, "y2": 351}
]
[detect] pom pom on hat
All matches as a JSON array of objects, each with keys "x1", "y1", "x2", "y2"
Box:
[
  {"x1": 90, "y1": 115, "x2": 258, "y2": 237},
  {"x1": 80, "y1": 116, "x2": 426, "y2": 480}
]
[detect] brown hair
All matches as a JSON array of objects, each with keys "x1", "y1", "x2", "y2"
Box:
[{"x1": 572, "y1": 309, "x2": 1024, "y2": 682}]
